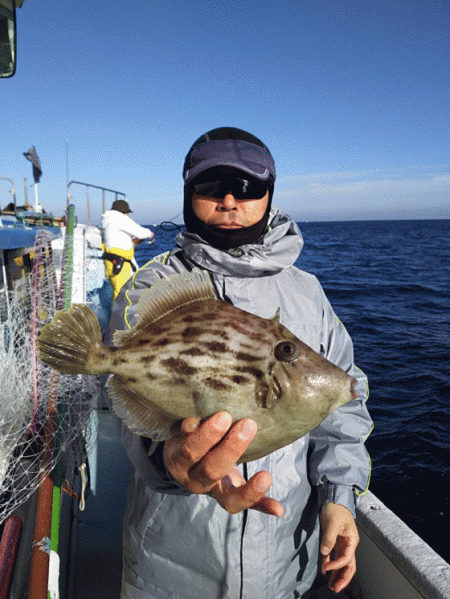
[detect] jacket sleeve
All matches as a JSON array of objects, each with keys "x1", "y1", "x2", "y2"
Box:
[
  {"x1": 120, "y1": 215, "x2": 154, "y2": 240},
  {"x1": 307, "y1": 289, "x2": 373, "y2": 518}
]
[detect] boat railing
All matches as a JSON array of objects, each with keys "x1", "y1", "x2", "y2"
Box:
[{"x1": 66, "y1": 181, "x2": 127, "y2": 226}]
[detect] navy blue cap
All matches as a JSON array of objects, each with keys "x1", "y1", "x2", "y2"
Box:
[{"x1": 183, "y1": 136, "x2": 276, "y2": 185}]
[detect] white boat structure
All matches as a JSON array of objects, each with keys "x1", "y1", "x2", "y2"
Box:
[{"x1": 0, "y1": 180, "x2": 449, "y2": 599}]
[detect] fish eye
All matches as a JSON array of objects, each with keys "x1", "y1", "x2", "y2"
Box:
[{"x1": 274, "y1": 341, "x2": 298, "y2": 362}]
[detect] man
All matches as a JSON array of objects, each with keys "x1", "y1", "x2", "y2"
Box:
[
  {"x1": 110, "y1": 127, "x2": 372, "y2": 598},
  {"x1": 102, "y1": 199, "x2": 154, "y2": 299}
]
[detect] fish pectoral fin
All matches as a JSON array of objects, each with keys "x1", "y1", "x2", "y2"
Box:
[
  {"x1": 107, "y1": 377, "x2": 176, "y2": 441},
  {"x1": 254, "y1": 372, "x2": 276, "y2": 409}
]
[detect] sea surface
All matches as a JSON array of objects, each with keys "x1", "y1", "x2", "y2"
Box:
[{"x1": 135, "y1": 219, "x2": 450, "y2": 562}]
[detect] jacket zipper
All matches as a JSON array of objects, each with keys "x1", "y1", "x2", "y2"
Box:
[{"x1": 239, "y1": 463, "x2": 249, "y2": 599}]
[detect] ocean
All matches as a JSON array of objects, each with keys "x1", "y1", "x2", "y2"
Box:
[{"x1": 135, "y1": 218, "x2": 450, "y2": 562}]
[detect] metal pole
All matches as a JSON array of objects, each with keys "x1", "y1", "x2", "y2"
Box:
[
  {"x1": 86, "y1": 186, "x2": 91, "y2": 226},
  {"x1": 33, "y1": 182, "x2": 39, "y2": 212}
]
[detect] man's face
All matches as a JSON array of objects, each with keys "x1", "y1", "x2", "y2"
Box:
[{"x1": 191, "y1": 167, "x2": 269, "y2": 229}]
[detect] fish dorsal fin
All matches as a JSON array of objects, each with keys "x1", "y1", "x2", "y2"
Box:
[
  {"x1": 114, "y1": 268, "x2": 216, "y2": 346},
  {"x1": 270, "y1": 307, "x2": 281, "y2": 323}
]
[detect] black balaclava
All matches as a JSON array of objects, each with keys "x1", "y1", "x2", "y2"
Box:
[{"x1": 182, "y1": 127, "x2": 276, "y2": 251}]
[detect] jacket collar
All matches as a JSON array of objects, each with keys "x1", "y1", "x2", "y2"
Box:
[{"x1": 175, "y1": 208, "x2": 303, "y2": 277}]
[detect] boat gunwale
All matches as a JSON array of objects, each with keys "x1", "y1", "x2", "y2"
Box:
[{"x1": 356, "y1": 490, "x2": 450, "y2": 599}]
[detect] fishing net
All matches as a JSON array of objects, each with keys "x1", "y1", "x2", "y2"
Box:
[{"x1": 0, "y1": 227, "x2": 99, "y2": 525}]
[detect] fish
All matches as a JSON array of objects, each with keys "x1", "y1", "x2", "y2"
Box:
[{"x1": 37, "y1": 269, "x2": 358, "y2": 463}]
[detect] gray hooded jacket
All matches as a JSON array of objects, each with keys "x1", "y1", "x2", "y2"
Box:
[{"x1": 110, "y1": 208, "x2": 372, "y2": 599}]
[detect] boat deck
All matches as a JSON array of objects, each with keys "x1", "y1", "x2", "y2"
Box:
[
  {"x1": 72, "y1": 408, "x2": 133, "y2": 599},
  {"x1": 70, "y1": 405, "x2": 450, "y2": 599}
]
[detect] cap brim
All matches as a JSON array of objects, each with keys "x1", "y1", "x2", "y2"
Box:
[
  {"x1": 186, "y1": 158, "x2": 271, "y2": 183},
  {"x1": 184, "y1": 139, "x2": 275, "y2": 184}
]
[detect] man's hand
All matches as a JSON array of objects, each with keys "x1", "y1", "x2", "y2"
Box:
[
  {"x1": 320, "y1": 503, "x2": 359, "y2": 593},
  {"x1": 163, "y1": 411, "x2": 284, "y2": 517}
]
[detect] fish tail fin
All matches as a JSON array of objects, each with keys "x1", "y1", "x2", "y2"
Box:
[{"x1": 38, "y1": 304, "x2": 108, "y2": 375}]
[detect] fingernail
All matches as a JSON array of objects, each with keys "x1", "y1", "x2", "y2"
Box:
[
  {"x1": 182, "y1": 417, "x2": 200, "y2": 433},
  {"x1": 213, "y1": 412, "x2": 232, "y2": 431},
  {"x1": 237, "y1": 419, "x2": 257, "y2": 440},
  {"x1": 256, "y1": 478, "x2": 269, "y2": 492}
]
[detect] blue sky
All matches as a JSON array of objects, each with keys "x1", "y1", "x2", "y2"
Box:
[{"x1": 1, "y1": 0, "x2": 449, "y2": 225}]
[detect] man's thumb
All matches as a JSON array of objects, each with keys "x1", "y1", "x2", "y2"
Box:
[{"x1": 320, "y1": 526, "x2": 338, "y2": 556}]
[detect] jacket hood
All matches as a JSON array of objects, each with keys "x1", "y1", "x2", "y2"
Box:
[{"x1": 175, "y1": 207, "x2": 303, "y2": 277}]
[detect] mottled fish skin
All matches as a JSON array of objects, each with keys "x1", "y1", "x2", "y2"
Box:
[
  {"x1": 111, "y1": 300, "x2": 278, "y2": 412},
  {"x1": 38, "y1": 269, "x2": 357, "y2": 462}
]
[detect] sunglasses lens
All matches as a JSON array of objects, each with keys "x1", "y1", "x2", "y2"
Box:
[
  {"x1": 236, "y1": 179, "x2": 267, "y2": 199},
  {"x1": 193, "y1": 178, "x2": 267, "y2": 199},
  {"x1": 192, "y1": 180, "x2": 222, "y2": 197}
]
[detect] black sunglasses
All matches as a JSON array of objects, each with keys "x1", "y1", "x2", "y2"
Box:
[{"x1": 193, "y1": 176, "x2": 268, "y2": 200}]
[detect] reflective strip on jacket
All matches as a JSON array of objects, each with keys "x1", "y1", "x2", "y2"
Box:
[{"x1": 109, "y1": 208, "x2": 373, "y2": 599}]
